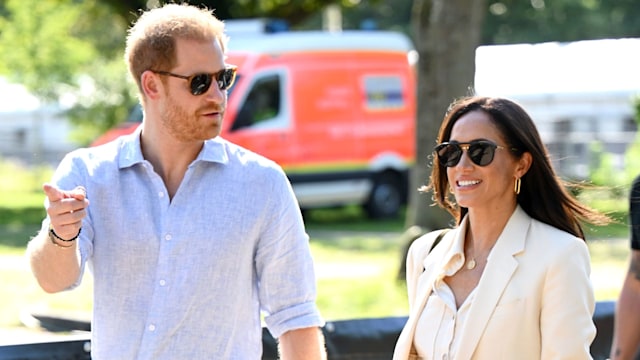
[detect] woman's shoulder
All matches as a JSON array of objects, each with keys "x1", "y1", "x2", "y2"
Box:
[{"x1": 527, "y1": 216, "x2": 586, "y2": 251}]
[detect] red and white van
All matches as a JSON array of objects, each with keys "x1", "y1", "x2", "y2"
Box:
[{"x1": 93, "y1": 30, "x2": 416, "y2": 218}]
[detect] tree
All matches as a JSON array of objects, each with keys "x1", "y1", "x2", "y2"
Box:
[
  {"x1": 483, "y1": 0, "x2": 640, "y2": 45},
  {"x1": 404, "y1": 0, "x2": 487, "y2": 233},
  {"x1": 0, "y1": 0, "x2": 97, "y2": 101},
  {"x1": 0, "y1": 0, "x2": 133, "y2": 143},
  {"x1": 103, "y1": 0, "x2": 352, "y2": 27}
]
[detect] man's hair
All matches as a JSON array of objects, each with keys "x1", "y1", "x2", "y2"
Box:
[{"x1": 124, "y1": 3, "x2": 228, "y2": 96}]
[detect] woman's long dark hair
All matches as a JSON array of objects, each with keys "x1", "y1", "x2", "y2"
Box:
[{"x1": 425, "y1": 96, "x2": 610, "y2": 240}]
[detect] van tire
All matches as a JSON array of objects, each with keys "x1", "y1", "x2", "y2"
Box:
[{"x1": 364, "y1": 172, "x2": 403, "y2": 219}]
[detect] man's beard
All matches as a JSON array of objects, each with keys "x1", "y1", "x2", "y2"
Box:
[{"x1": 161, "y1": 96, "x2": 222, "y2": 142}]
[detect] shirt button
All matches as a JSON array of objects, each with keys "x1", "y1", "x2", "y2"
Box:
[
  {"x1": 158, "y1": 192, "x2": 164, "y2": 198},
  {"x1": 159, "y1": 280, "x2": 166, "y2": 286},
  {"x1": 165, "y1": 234, "x2": 172, "y2": 241},
  {"x1": 148, "y1": 324, "x2": 156, "y2": 332}
]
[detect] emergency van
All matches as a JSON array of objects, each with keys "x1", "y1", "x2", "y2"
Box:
[{"x1": 93, "y1": 30, "x2": 417, "y2": 218}]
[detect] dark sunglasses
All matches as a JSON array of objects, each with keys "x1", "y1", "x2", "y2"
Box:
[
  {"x1": 151, "y1": 66, "x2": 237, "y2": 95},
  {"x1": 434, "y1": 140, "x2": 510, "y2": 167}
]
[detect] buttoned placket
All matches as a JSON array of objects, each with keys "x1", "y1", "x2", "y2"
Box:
[{"x1": 136, "y1": 162, "x2": 176, "y2": 357}]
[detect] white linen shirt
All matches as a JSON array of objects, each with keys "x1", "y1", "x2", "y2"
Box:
[{"x1": 45, "y1": 128, "x2": 324, "y2": 359}]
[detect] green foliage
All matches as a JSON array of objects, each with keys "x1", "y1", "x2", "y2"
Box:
[
  {"x1": 304, "y1": 206, "x2": 405, "y2": 232},
  {"x1": 0, "y1": 0, "x2": 96, "y2": 100},
  {"x1": 101, "y1": 0, "x2": 344, "y2": 27},
  {"x1": 624, "y1": 136, "x2": 640, "y2": 184},
  {"x1": 0, "y1": 159, "x2": 51, "y2": 204},
  {"x1": 483, "y1": 0, "x2": 640, "y2": 45},
  {"x1": 0, "y1": 0, "x2": 133, "y2": 143},
  {"x1": 298, "y1": 0, "x2": 409, "y2": 33},
  {"x1": 634, "y1": 95, "x2": 640, "y2": 126},
  {"x1": 0, "y1": 158, "x2": 50, "y2": 232},
  {"x1": 623, "y1": 95, "x2": 640, "y2": 184},
  {"x1": 589, "y1": 141, "x2": 625, "y2": 188},
  {"x1": 64, "y1": 57, "x2": 138, "y2": 145},
  {"x1": 76, "y1": 0, "x2": 129, "y2": 59},
  {"x1": 588, "y1": 94, "x2": 639, "y2": 192}
]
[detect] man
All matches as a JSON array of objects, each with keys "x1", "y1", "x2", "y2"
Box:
[
  {"x1": 26, "y1": 4, "x2": 326, "y2": 359},
  {"x1": 611, "y1": 175, "x2": 640, "y2": 360}
]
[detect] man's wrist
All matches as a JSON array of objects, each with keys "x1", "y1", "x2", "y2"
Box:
[{"x1": 48, "y1": 225, "x2": 81, "y2": 248}]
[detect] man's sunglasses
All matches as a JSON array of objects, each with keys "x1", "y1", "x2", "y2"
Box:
[
  {"x1": 434, "y1": 140, "x2": 511, "y2": 167},
  {"x1": 151, "y1": 66, "x2": 237, "y2": 95}
]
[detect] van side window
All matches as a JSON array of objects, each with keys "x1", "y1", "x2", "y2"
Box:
[
  {"x1": 232, "y1": 75, "x2": 281, "y2": 131},
  {"x1": 363, "y1": 75, "x2": 405, "y2": 111}
]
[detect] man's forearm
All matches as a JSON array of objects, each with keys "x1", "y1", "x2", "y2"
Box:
[
  {"x1": 278, "y1": 327, "x2": 326, "y2": 360},
  {"x1": 610, "y1": 251, "x2": 640, "y2": 360},
  {"x1": 27, "y1": 228, "x2": 82, "y2": 293}
]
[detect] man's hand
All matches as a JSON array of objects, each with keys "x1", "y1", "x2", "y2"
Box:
[{"x1": 44, "y1": 183, "x2": 89, "y2": 240}]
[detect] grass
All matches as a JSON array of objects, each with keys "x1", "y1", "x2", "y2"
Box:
[
  {"x1": 311, "y1": 231, "x2": 409, "y2": 320},
  {"x1": 0, "y1": 158, "x2": 633, "y2": 331}
]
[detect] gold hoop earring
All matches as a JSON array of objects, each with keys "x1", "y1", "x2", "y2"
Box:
[{"x1": 514, "y1": 177, "x2": 521, "y2": 195}]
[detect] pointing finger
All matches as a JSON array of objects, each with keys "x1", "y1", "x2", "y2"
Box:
[{"x1": 43, "y1": 183, "x2": 65, "y2": 202}]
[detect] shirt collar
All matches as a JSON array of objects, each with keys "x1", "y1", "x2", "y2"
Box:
[
  {"x1": 117, "y1": 125, "x2": 229, "y2": 169},
  {"x1": 436, "y1": 216, "x2": 470, "y2": 283}
]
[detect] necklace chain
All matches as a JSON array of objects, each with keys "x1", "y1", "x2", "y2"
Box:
[{"x1": 465, "y1": 231, "x2": 495, "y2": 271}]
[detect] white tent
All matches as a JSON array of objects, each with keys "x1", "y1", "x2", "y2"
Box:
[{"x1": 475, "y1": 38, "x2": 640, "y2": 178}]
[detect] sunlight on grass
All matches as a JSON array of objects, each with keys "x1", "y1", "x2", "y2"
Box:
[
  {"x1": 589, "y1": 238, "x2": 630, "y2": 302},
  {"x1": 310, "y1": 233, "x2": 408, "y2": 321},
  {"x1": 0, "y1": 160, "x2": 51, "y2": 209},
  {"x1": 0, "y1": 254, "x2": 93, "y2": 329}
]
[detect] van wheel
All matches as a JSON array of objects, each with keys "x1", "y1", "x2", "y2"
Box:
[{"x1": 365, "y1": 172, "x2": 402, "y2": 219}]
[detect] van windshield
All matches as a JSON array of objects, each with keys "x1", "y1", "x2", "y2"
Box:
[
  {"x1": 228, "y1": 74, "x2": 239, "y2": 99},
  {"x1": 231, "y1": 74, "x2": 280, "y2": 131}
]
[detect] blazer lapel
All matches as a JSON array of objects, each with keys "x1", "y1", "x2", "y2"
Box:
[
  {"x1": 394, "y1": 229, "x2": 458, "y2": 359},
  {"x1": 413, "y1": 228, "x2": 460, "y2": 317},
  {"x1": 455, "y1": 206, "x2": 530, "y2": 360}
]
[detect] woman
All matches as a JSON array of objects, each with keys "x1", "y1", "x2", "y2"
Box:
[{"x1": 394, "y1": 96, "x2": 610, "y2": 360}]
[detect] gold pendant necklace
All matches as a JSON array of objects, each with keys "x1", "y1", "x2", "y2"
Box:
[{"x1": 466, "y1": 258, "x2": 477, "y2": 270}]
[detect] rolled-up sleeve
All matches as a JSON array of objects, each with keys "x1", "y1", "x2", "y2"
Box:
[{"x1": 256, "y1": 171, "x2": 324, "y2": 338}]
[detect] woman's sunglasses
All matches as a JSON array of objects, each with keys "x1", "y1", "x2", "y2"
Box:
[
  {"x1": 151, "y1": 66, "x2": 238, "y2": 95},
  {"x1": 434, "y1": 140, "x2": 509, "y2": 167}
]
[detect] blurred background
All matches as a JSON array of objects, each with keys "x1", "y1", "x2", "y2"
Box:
[{"x1": 0, "y1": 0, "x2": 639, "y2": 352}]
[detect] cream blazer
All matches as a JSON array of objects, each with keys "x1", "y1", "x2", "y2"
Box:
[{"x1": 393, "y1": 206, "x2": 596, "y2": 360}]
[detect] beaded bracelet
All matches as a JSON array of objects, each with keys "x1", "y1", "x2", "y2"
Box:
[{"x1": 48, "y1": 225, "x2": 81, "y2": 248}]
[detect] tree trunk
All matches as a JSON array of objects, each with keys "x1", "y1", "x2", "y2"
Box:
[{"x1": 405, "y1": 0, "x2": 488, "y2": 232}]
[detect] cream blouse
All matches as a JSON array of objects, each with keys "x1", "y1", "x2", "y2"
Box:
[{"x1": 414, "y1": 282, "x2": 477, "y2": 359}]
